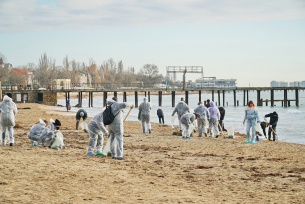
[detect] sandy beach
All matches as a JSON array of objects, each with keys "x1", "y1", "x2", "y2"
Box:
[{"x1": 0, "y1": 103, "x2": 305, "y2": 203}]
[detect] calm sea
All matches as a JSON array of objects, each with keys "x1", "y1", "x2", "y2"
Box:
[{"x1": 57, "y1": 90, "x2": 305, "y2": 145}]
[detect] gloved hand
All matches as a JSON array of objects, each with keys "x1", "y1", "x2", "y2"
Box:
[
  {"x1": 105, "y1": 131, "x2": 109, "y2": 136},
  {"x1": 243, "y1": 120, "x2": 245, "y2": 125},
  {"x1": 131, "y1": 104, "x2": 134, "y2": 109},
  {"x1": 269, "y1": 125, "x2": 272, "y2": 128}
]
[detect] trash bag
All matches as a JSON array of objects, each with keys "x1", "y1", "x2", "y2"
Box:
[
  {"x1": 103, "y1": 136, "x2": 111, "y2": 156},
  {"x1": 80, "y1": 121, "x2": 89, "y2": 133},
  {"x1": 51, "y1": 131, "x2": 65, "y2": 150},
  {"x1": 171, "y1": 115, "x2": 178, "y2": 128},
  {"x1": 227, "y1": 126, "x2": 235, "y2": 138}
]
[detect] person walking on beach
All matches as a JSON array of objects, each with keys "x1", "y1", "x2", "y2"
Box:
[
  {"x1": 106, "y1": 97, "x2": 134, "y2": 160},
  {"x1": 0, "y1": 95, "x2": 18, "y2": 146},
  {"x1": 75, "y1": 109, "x2": 88, "y2": 132},
  {"x1": 207, "y1": 101, "x2": 220, "y2": 138},
  {"x1": 180, "y1": 113, "x2": 200, "y2": 139},
  {"x1": 218, "y1": 107, "x2": 226, "y2": 131},
  {"x1": 194, "y1": 101, "x2": 210, "y2": 137},
  {"x1": 66, "y1": 98, "x2": 70, "y2": 112},
  {"x1": 264, "y1": 111, "x2": 278, "y2": 141},
  {"x1": 86, "y1": 109, "x2": 109, "y2": 156},
  {"x1": 138, "y1": 97, "x2": 152, "y2": 134},
  {"x1": 172, "y1": 97, "x2": 190, "y2": 132},
  {"x1": 243, "y1": 100, "x2": 259, "y2": 143},
  {"x1": 157, "y1": 108, "x2": 164, "y2": 124}
]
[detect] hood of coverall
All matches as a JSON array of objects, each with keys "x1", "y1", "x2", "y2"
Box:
[
  {"x1": 210, "y1": 101, "x2": 216, "y2": 108},
  {"x1": 3, "y1": 95, "x2": 12, "y2": 102},
  {"x1": 106, "y1": 98, "x2": 116, "y2": 106}
]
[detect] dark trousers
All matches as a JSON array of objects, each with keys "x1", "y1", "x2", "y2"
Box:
[
  {"x1": 218, "y1": 120, "x2": 226, "y2": 131},
  {"x1": 268, "y1": 126, "x2": 277, "y2": 141},
  {"x1": 158, "y1": 116, "x2": 164, "y2": 124}
]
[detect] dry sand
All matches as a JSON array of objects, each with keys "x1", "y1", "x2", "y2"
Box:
[{"x1": 0, "y1": 103, "x2": 305, "y2": 203}]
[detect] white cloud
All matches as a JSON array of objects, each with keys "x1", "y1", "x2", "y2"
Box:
[{"x1": 1, "y1": 0, "x2": 305, "y2": 32}]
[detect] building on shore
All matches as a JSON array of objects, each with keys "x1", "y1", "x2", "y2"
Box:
[
  {"x1": 271, "y1": 81, "x2": 305, "y2": 87},
  {"x1": 194, "y1": 77, "x2": 237, "y2": 88},
  {"x1": 271, "y1": 81, "x2": 288, "y2": 87}
]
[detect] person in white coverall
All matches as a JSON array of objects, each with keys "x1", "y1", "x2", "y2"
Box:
[
  {"x1": 28, "y1": 119, "x2": 48, "y2": 146},
  {"x1": 180, "y1": 113, "x2": 200, "y2": 139},
  {"x1": 107, "y1": 98, "x2": 134, "y2": 160},
  {"x1": 138, "y1": 97, "x2": 152, "y2": 134},
  {"x1": 172, "y1": 97, "x2": 190, "y2": 132},
  {"x1": 86, "y1": 108, "x2": 109, "y2": 156},
  {"x1": 194, "y1": 101, "x2": 210, "y2": 137},
  {"x1": 40, "y1": 119, "x2": 61, "y2": 147},
  {"x1": 0, "y1": 95, "x2": 17, "y2": 146},
  {"x1": 207, "y1": 101, "x2": 220, "y2": 138}
]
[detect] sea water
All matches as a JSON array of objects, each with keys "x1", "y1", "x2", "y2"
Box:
[{"x1": 57, "y1": 90, "x2": 305, "y2": 145}]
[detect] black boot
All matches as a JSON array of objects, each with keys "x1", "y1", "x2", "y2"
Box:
[{"x1": 10, "y1": 143, "x2": 13, "y2": 146}]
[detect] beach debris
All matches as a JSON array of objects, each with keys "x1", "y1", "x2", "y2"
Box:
[{"x1": 14, "y1": 124, "x2": 22, "y2": 128}]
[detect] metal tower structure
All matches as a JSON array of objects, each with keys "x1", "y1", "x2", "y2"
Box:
[{"x1": 166, "y1": 66, "x2": 204, "y2": 89}]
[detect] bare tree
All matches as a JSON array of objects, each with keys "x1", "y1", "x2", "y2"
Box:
[
  {"x1": 34, "y1": 53, "x2": 55, "y2": 86},
  {"x1": 0, "y1": 54, "x2": 9, "y2": 81},
  {"x1": 137, "y1": 64, "x2": 162, "y2": 85},
  {"x1": 62, "y1": 55, "x2": 70, "y2": 78}
]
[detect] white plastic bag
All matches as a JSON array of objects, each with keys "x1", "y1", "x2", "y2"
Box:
[
  {"x1": 51, "y1": 131, "x2": 65, "y2": 150},
  {"x1": 171, "y1": 115, "x2": 178, "y2": 128},
  {"x1": 103, "y1": 137, "x2": 111, "y2": 156},
  {"x1": 80, "y1": 121, "x2": 89, "y2": 133},
  {"x1": 255, "y1": 122, "x2": 263, "y2": 136},
  {"x1": 227, "y1": 126, "x2": 234, "y2": 138}
]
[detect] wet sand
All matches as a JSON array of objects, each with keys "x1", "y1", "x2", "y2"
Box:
[{"x1": 0, "y1": 103, "x2": 304, "y2": 203}]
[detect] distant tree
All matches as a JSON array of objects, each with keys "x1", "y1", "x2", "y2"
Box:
[
  {"x1": 34, "y1": 53, "x2": 55, "y2": 86},
  {"x1": 137, "y1": 64, "x2": 163, "y2": 85},
  {"x1": 62, "y1": 55, "x2": 70, "y2": 78},
  {"x1": 0, "y1": 52, "x2": 7, "y2": 63},
  {"x1": 0, "y1": 53, "x2": 9, "y2": 81},
  {"x1": 121, "y1": 67, "x2": 136, "y2": 85}
]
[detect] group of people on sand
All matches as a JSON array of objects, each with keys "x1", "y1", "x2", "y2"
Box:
[
  {"x1": 0, "y1": 94, "x2": 278, "y2": 161},
  {"x1": 243, "y1": 100, "x2": 278, "y2": 143},
  {"x1": 171, "y1": 98, "x2": 226, "y2": 139}
]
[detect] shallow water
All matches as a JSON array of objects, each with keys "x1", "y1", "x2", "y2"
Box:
[{"x1": 58, "y1": 90, "x2": 305, "y2": 145}]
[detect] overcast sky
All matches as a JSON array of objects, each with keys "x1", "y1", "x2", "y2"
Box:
[{"x1": 1, "y1": 0, "x2": 305, "y2": 87}]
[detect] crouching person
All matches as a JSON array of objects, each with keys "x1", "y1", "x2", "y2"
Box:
[
  {"x1": 86, "y1": 110, "x2": 109, "y2": 156},
  {"x1": 40, "y1": 119, "x2": 64, "y2": 149},
  {"x1": 180, "y1": 113, "x2": 200, "y2": 139},
  {"x1": 28, "y1": 119, "x2": 48, "y2": 146}
]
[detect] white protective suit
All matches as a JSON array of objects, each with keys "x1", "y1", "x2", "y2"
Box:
[
  {"x1": 194, "y1": 104, "x2": 210, "y2": 137},
  {"x1": 180, "y1": 113, "x2": 196, "y2": 138},
  {"x1": 40, "y1": 120, "x2": 57, "y2": 147},
  {"x1": 138, "y1": 97, "x2": 152, "y2": 133},
  {"x1": 0, "y1": 95, "x2": 18, "y2": 145},
  {"x1": 208, "y1": 101, "x2": 220, "y2": 137},
  {"x1": 107, "y1": 98, "x2": 133, "y2": 159},
  {"x1": 172, "y1": 101, "x2": 190, "y2": 131},
  {"x1": 87, "y1": 110, "x2": 109, "y2": 155},
  {"x1": 27, "y1": 119, "x2": 46, "y2": 145}
]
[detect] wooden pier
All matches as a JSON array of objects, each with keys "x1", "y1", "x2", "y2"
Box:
[{"x1": 2, "y1": 85, "x2": 304, "y2": 108}]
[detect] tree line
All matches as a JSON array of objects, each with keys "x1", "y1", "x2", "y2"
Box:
[{"x1": 0, "y1": 52, "x2": 164, "y2": 87}]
